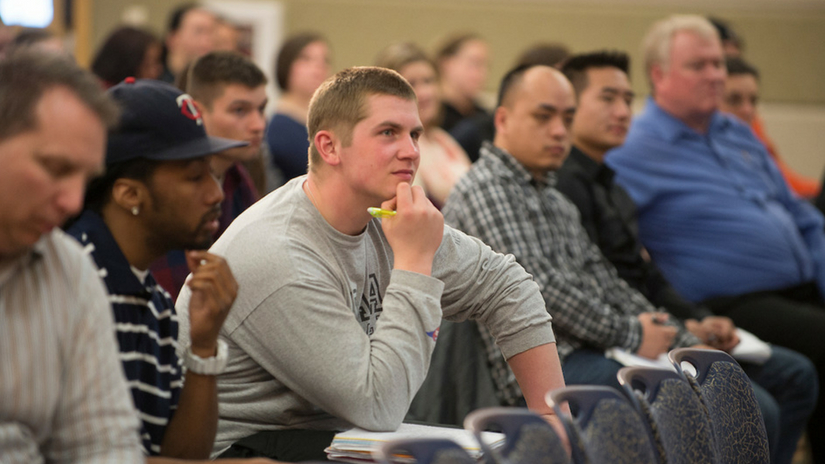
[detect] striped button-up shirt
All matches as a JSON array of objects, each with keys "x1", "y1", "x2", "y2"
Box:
[
  {"x1": 67, "y1": 211, "x2": 182, "y2": 456},
  {"x1": 0, "y1": 230, "x2": 143, "y2": 463},
  {"x1": 443, "y1": 142, "x2": 700, "y2": 404}
]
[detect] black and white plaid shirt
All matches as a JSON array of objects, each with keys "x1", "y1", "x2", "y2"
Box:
[{"x1": 443, "y1": 142, "x2": 700, "y2": 405}]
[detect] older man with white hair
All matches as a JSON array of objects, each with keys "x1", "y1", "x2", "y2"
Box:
[{"x1": 608, "y1": 14, "x2": 825, "y2": 462}]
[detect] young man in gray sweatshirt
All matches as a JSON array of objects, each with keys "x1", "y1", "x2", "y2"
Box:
[{"x1": 176, "y1": 66, "x2": 566, "y2": 461}]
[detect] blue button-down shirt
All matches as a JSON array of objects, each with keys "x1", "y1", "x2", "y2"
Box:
[{"x1": 607, "y1": 98, "x2": 825, "y2": 302}]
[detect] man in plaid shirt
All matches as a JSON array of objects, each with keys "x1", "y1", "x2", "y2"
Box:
[{"x1": 443, "y1": 64, "x2": 705, "y2": 401}]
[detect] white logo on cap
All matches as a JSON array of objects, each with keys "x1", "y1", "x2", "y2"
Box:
[{"x1": 176, "y1": 94, "x2": 203, "y2": 125}]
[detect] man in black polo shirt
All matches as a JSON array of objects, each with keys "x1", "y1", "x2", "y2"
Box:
[{"x1": 556, "y1": 50, "x2": 817, "y2": 464}]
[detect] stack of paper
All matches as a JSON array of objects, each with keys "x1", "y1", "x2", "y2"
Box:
[
  {"x1": 605, "y1": 347, "x2": 674, "y2": 370},
  {"x1": 606, "y1": 328, "x2": 772, "y2": 369},
  {"x1": 729, "y1": 329, "x2": 772, "y2": 364},
  {"x1": 324, "y1": 422, "x2": 504, "y2": 463}
]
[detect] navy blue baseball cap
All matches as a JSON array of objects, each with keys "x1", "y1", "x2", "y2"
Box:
[{"x1": 105, "y1": 78, "x2": 247, "y2": 165}]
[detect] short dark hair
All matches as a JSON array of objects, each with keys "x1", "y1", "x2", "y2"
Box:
[
  {"x1": 186, "y1": 51, "x2": 267, "y2": 107},
  {"x1": 162, "y1": 3, "x2": 203, "y2": 65},
  {"x1": 276, "y1": 32, "x2": 327, "y2": 91},
  {"x1": 561, "y1": 50, "x2": 630, "y2": 96},
  {"x1": 708, "y1": 16, "x2": 744, "y2": 52},
  {"x1": 514, "y1": 42, "x2": 570, "y2": 69},
  {"x1": 167, "y1": 3, "x2": 202, "y2": 33},
  {"x1": 91, "y1": 26, "x2": 160, "y2": 86},
  {"x1": 496, "y1": 64, "x2": 535, "y2": 108},
  {"x1": 0, "y1": 50, "x2": 120, "y2": 143},
  {"x1": 725, "y1": 57, "x2": 759, "y2": 80},
  {"x1": 83, "y1": 158, "x2": 160, "y2": 214}
]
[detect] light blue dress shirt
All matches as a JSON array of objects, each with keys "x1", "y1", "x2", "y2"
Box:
[{"x1": 607, "y1": 98, "x2": 825, "y2": 302}]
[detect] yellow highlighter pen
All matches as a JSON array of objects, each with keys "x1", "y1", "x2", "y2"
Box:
[{"x1": 367, "y1": 207, "x2": 397, "y2": 218}]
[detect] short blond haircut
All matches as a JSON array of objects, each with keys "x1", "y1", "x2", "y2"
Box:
[
  {"x1": 307, "y1": 66, "x2": 416, "y2": 170},
  {"x1": 643, "y1": 15, "x2": 719, "y2": 88}
]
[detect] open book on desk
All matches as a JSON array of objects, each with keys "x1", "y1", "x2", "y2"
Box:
[
  {"x1": 606, "y1": 328, "x2": 772, "y2": 369},
  {"x1": 324, "y1": 422, "x2": 504, "y2": 463}
]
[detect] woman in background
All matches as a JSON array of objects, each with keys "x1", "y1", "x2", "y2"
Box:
[
  {"x1": 92, "y1": 26, "x2": 163, "y2": 88},
  {"x1": 266, "y1": 32, "x2": 331, "y2": 181},
  {"x1": 376, "y1": 42, "x2": 471, "y2": 208},
  {"x1": 433, "y1": 33, "x2": 490, "y2": 132}
]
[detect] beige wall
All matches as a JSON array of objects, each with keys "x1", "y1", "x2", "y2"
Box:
[
  {"x1": 92, "y1": 0, "x2": 825, "y2": 104},
  {"x1": 90, "y1": 0, "x2": 825, "y2": 176},
  {"x1": 761, "y1": 103, "x2": 825, "y2": 182}
]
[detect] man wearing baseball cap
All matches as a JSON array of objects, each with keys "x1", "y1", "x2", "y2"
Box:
[
  {"x1": 151, "y1": 51, "x2": 268, "y2": 301},
  {"x1": 65, "y1": 78, "x2": 252, "y2": 461}
]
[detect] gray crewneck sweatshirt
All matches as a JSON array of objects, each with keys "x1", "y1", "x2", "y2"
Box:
[{"x1": 176, "y1": 176, "x2": 555, "y2": 455}]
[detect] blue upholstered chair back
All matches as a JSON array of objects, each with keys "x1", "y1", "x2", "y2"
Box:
[
  {"x1": 464, "y1": 407, "x2": 571, "y2": 464},
  {"x1": 618, "y1": 367, "x2": 719, "y2": 464},
  {"x1": 374, "y1": 437, "x2": 477, "y2": 464},
  {"x1": 548, "y1": 385, "x2": 659, "y2": 464},
  {"x1": 669, "y1": 348, "x2": 771, "y2": 464}
]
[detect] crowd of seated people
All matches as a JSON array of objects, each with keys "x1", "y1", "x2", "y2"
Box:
[
  {"x1": 2, "y1": 6, "x2": 825, "y2": 464},
  {"x1": 555, "y1": 48, "x2": 817, "y2": 464}
]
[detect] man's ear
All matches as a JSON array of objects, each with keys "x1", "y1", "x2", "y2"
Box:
[
  {"x1": 111, "y1": 178, "x2": 147, "y2": 215},
  {"x1": 314, "y1": 129, "x2": 341, "y2": 167},
  {"x1": 493, "y1": 105, "x2": 508, "y2": 136},
  {"x1": 650, "y1": 64, "x2": 665, "y2": 88}
]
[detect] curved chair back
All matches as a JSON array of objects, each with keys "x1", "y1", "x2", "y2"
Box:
[
  {"x1": 618, "y1": 366, "x2": 719, "y2": 464},
  {"x1": 548, "y1": 386, "x2": 658, "y2": 464},
  {"x1": 374, "y1": 437, "x2": 477, "y2": 464},
  {"x1": 669, "y1": 348, "x2": 770, "y2": 464},
  {"x1": 464, "y1": 407, "x2": 571, "y2": 464}
]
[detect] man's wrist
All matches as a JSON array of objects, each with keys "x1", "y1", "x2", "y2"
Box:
[
  {"x1": 393, "y1": 255, "x2": 434, "y2": 276},
  {"x1": 190, "y1": 343, "x2": 218, "y2": 358},
  {"x1": 184, "y1": 339, "x2": 228, "y2": 375}
]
